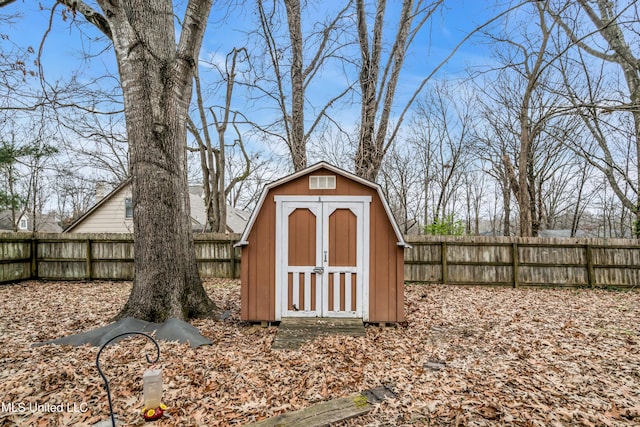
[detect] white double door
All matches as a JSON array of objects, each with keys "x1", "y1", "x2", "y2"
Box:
[{"x1": 275, "y1": 196, "x2": 370, "y2": 320}]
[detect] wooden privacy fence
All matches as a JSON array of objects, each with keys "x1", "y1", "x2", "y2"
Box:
[
  {"x1": 1, "y1": 233, "x2": 639, "y2": 288},
  {"x1": 404, "y1": 235, "x2": 640, "y2": 289},
  {"x1": 0, "y1": 232, "x2": 241, "y2": 283}
]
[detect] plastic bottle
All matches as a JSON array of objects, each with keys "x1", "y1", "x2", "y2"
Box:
[{"x1": 143, "y1": 369, "x2": 163, "y2": 409}]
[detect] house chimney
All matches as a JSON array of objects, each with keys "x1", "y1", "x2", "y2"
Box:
[
  {"x1": 188, "y1": 184, "x2": 204, "y2": 198},
  {"x1": 95, "y1": 181, "x2": 107, "y2": 203}
]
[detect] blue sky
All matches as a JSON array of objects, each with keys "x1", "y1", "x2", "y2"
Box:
[
  {"x1": 2, "y1": 0, "x2": 504, "y2": 170},
  {"x1": 3, "y1": 1, "x2": 500, "y2": 86}
]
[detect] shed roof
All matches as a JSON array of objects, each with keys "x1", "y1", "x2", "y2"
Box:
[{"x1": 237, "y1": 161, "x2": 409, "y2": 247}]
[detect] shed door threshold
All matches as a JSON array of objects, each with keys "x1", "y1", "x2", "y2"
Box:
[{"x1": 271, "y1": 317, "x2": 365, "y2": 350}]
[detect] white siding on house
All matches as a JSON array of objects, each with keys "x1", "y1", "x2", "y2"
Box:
[
  {"x1": 66, "y1": 181, "x2": 249, "y2": 233},
  {"x1": 71, "y1": 187, "x2": 134, "y2": 233}
]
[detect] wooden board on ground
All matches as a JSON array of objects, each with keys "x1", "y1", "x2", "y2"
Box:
[
  {"x1": 271, "y1": 317, "x2": 365, "y2": 350},
  {"x1": 243, "y1": 393, "x2": 370, "y2": 427}
]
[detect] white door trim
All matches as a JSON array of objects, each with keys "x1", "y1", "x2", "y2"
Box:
[
  {"x1": 275, "y1": 195, "x2": 371, "y2": 321},
  {"x1": 322, "y1": 202, "x2": 362, "y2": 318}
]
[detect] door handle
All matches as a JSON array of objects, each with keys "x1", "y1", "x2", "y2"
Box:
[
  {"x1": 313, "y1": 267, "x2": 324, "y2": 274},
  {"x1": 324, "y1": 251, "x2": 327, "y2": 262}
]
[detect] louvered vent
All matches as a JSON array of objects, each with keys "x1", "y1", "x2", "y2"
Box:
[{"x1": 309, "y1": 175, "x2": 336, "y2": 189}]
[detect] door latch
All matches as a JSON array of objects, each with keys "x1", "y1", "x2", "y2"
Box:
[{"x1": 313, "y1": 266, "x2": 324, "y2": 274}]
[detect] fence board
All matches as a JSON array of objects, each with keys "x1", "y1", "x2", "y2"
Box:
[
  {"x1": 0, "y1": 239, "x2": 30, "y2": 260},
  {"x1": 92, "y1": 261, "x2": 134, "y2": 279},
  {"x1": 0, "y1": 233, "x2": 31, "y2": 282},
  {"x1": 518, "y1": 265, "x2": 587, "y2": 286},
  {"x1": 592, "y1": 246, "x2": 640, "y2": 265},
  {"x1": 1, "y1": 262, "x2": 30, "y2": 282},
  {"x1": 448, "y1": 264, "x2": 513, "y2": 284},
  {"x1": 92, "y1": 241, "x2": 134, "y2": 259},
  {"x1": 38, "y1": 261, "x2": 87, "y2": 279}
]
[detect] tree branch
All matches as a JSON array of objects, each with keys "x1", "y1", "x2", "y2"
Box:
[{"x1": 57, "y1": 0, "x2": 112, "y2": 39}]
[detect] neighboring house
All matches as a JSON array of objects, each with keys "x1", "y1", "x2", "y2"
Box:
[
  {"x1": 0, "y1": 210, "x2": 16, "y2": 231},
  {"x1": 0, "y1": 210, "x2": 62, "y2": 233},
  {"x1": 0, "y1": 210, "x2": 17, "y2": 231},
  {"x1": 64, "y1": 179, "x2": 249, "y2": 233},
  {"x1": 537, "y1": 229, "x2": 596, "y2": 238}
]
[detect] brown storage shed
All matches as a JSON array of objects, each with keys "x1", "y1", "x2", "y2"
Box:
[{"x1": 237, "y1": 162, "x2": 409, "y2": 323}]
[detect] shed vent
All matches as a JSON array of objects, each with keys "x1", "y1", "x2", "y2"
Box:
[{"x1": 309, "y1": 175, "x2": 336, "y2": 190}]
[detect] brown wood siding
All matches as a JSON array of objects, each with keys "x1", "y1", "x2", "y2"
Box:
[
  {"x1": 368, "y1": 194, "x2": 404, "y2": 322},
  {"x1": 242, "y1": 192, "x2": 277, "y2": 321},
  {"x1": 395, "y1": 246, "x2": 405, "y2": 322},
  {"x1": 240, "y1": 166, "x2": 405, "y2": 322},
  {"x1": 240, "y1": 245, "x2": 249, "y2": 319}
]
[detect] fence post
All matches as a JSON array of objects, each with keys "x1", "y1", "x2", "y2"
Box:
[
  {"x1": 441, "y1": 241, "x2": 448, "y2": 285},
  {"x1": 86, "y1": 238, "x2": 93, "y2": 280},
  {"x1": 586, "y1": 244, "x2": 595, "y2": 288},
  {"x1": 30, "y1": 236, "x2": 38, "y2": 279},
  {"x1": 229, "y1": 240, "x2": 236, "y2": 279},
  {"x1": 512, "y1": 242, "x2": 519, "y2": 288}
]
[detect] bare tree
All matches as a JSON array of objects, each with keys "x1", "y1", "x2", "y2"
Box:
[
  {"x1": 410, "y1": 109, "x2": 437, "y2": 232},
  {"x1": 508, "y1": 1, "x2": 555, "y2": 236},
  {"x1": 547, "y1": 0, "x2": 640, "y2": 235},
  {"x1": 227, "y1": 157, "x2": 280, "y2": 212},
  {"x1": 0, "y1": 135, "x2": 26, "y2": 230},
  {"x1": 568, "y1": 158, "x2": 596, "y2": 237},
  {"x1": 188, "y1": 48, "x2": 251, "y2": 233},
  {"x1": 472, "y1": 101, "x2": 517, "y2": 236},
  {"x1": 476, "y1": 1, "x2": 570, "y2": 237},
  {"x1": 0, "y1": 124, "x2": 57, "y2": 231},
  {"x1": 106, "y1": 0, "x2": 221, "y2": 320},
  {"x1": 52, "y1": 169, "x2": 95, "y2": 228},
  {"x1": 253, "y1": 0, "x2": 354, "y2": 171},
  {"x1": 0, "y1": 9, "x2": 39, "y2": 110},
  {"x1": 463, "y1": 168, "x2": 489, "y2": 235},
  {"x1": 354, "y1": 0, "x2": 443, "y2": 180},
  {"x1": 408, "y1": 81, "x2": 476, "y2": 230},
  {"x1": 58, "y1": 113, "x2": 129, "y2": 184},
  {"x1": 2, "y1": 5, "x2": 130, "y2": 219},
  {"x1": 378, "y1": 143, "x2": 424, "y2": 234}
]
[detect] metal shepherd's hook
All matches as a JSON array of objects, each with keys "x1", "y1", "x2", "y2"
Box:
[{"x1": 96, "y1": 332, "x2": 161, "y2": 427}]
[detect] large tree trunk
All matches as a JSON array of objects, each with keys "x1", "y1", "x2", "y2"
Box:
[
  {"x1": 515, "y1": 1, "x2": 549, "y2": 237},
  {"x1": 98, "y1": 0, "x2": 220, "y2": 322},
  {"x1": 283, "y1": 0, "x2": 307, "y2": 171},
  {"x1": 354, "y1": 0, "x2": 415, "y2": 181},
  {"x1": 354, "y1": 0, "x2": 386, "y2": 181}
]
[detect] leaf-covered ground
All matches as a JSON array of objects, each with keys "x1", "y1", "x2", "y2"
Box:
[{"x1": 0, "y1": 280, "x2": 638, "y2": 426}]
